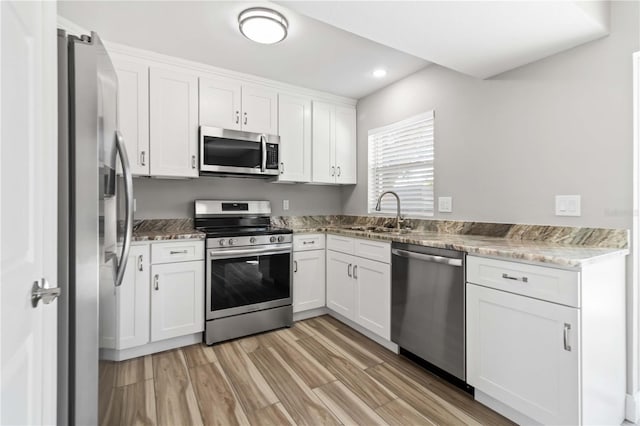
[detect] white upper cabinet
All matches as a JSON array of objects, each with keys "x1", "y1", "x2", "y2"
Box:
[
  {"x1": 199, "y1": 77, "x2": 278, "y2": 135},
  {"x1": 334, "y1": 105, "x2": 357, "y2": 184},
  {"x1": 112, "y1": 55, "x2": 149, "y2": 176},
  {"x1": 278, "y1": 94, "x2": 312, "y2": 182},
  {"x1": 149, "y1": 66, "x2": 199, "y2": 178},
  {"x1": 312, "y1": 101, "x2": 357, "y2": 184},
  {"x1": 241, "y1": 84, "x2": 278, "y2": 135},
  {"x1": 199, "y1": 76, "x2": 242, "y2": 131}
]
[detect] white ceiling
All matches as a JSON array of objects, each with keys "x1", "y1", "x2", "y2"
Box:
[
  {"x1": 280, "y1": 1, "x2": 610, "y2": 79},
  {"x1": 56, "y1": 1, "x2": 430, "y2": 99},
  {"x1": 58, "y1": 1, "x2": 611, "y2": 98}
]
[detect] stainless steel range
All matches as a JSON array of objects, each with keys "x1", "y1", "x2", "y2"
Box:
[{"x1": 195, "y1": 200, "x2": 293, "y2": 345}]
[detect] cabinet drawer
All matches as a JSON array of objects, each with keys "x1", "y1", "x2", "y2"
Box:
[
  {"x1": 151, "y1": 240, "x2": 204, "y2": 264},
  {"x1": 466, "y1": 256, "x2": 580, "y2": 307},
  {"x1": 293, "y1": 234, "x2": 325, "y2": 251},
  {"x1": 354, "y1": 239, "x2": 390, "y2": 264},
  {"x1": 326, "y1": 234, "x2": 355, "y2": 255}
]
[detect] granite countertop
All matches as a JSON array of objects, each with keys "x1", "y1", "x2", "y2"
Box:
[
  {"x1": 130, "y1": 219, "x2": 205, "y2": 242},
  {"x1": 291, "y1": 226, "x2": 628, "y2": 268},
  {"x1": 129, "y1": 216, "x2": 629, "y2": 268}
]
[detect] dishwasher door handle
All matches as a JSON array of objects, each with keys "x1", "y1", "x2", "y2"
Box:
[{"x1": 392, "y1": 248, "x2": 463, "y2": 267}]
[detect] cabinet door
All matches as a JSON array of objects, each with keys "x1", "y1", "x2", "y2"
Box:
[
  {"x1": 326, "y1": 250, "x2": 355, "y2": 320},
  {"x1": 312, "y1": 101, "x2": 336, "y2": 184},
  {"x1": 278, "y1": 94, "x2": 311, "y2": 182},
  {"x1": 355, "y1": 257, "x2": 390, "y2": 339},
  {"x1": 466, "y1": 283, "x2": 580, "y2": 425},
  {"x1": 149, "y1": 67, "x2": 199, "y2": 177},
  {"x1": 199, "y1": 76, "x2": 241, "y2": 130},
  {"x1": 293, "y1": 250, "x2": 326, "y2": 313},
  {"x1": 241, "y1": 84, "x2": 278, "y2": 134},
  {"x1": 151, "y1": 261, "x2": 204, "y2": 342},
  {"x1": 334, "y1": 105, "x2": 357, "y2": 184},
  {"x1": 113, "y1": 57, "x2": 149, "y2": 176},
  {"x1": 117, "y1": 245, "x2": 150, "y2": 349}
]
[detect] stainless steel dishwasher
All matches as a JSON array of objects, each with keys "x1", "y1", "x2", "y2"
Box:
[{"x1": 391, "y1": 243, "x2": 467, "y2": 386}]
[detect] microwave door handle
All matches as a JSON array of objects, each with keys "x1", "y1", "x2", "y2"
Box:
[{"x1": 261, "y1": 135, "x2": 267, "y2": 173}]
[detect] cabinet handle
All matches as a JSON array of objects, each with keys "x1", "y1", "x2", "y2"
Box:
[
  {"x1": 244, "y1": 112, "x2": 248, "y2": 125},
  {"x1": 170, "y1": 250, "x2": 188, "y2": 254},
  {"x1": 563, "y1": 323, "x2": 572, "y2": 351},
  {"x1": 293, "y1": 260, "x2": 298, "y2": 273},
  {"x1": 137, "y1": 255, "x2": 143, "y2": 271},
  {"x1": 502, "y1": 273, "x2": 528, "y2": 283},
  {"x1": 191, "y1": 155, "x2": 197, "y2": 169},
  {"x1": 140, "y1": 151, "x2": 146, "y2": 166},
  {"x1": 302, "y1": 240, "x2": 315, "y2": 245},
  {"x1": 154, "y1": 274, "x2": 159, "y2": 291},
  {"x1": 347, "y1": 263, "x2": 352, "y2": 277},
  {"x1": 337, "y1": 166, "x2": 341, "y2": 177},
  {"x1": 280, "y1": 162, "x2": 284, "y2": 175},
  {"x1": 353, "y1": 265, "x2": 358, "y2": 279},
  {"x1": 235, "y1": 110, "x2": 240, "y2": 124},
  {"x1": 331, "y1": 166, "x2": 335, "y2": 177}
]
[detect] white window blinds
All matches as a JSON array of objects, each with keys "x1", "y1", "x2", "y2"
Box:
[{"x1": 368, "y1": 111, "x2": 434, "y2": 217}]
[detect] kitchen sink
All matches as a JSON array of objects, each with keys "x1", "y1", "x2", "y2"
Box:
[{"x1": 344, "y1": 225, "x2": 411, "y2": 234}]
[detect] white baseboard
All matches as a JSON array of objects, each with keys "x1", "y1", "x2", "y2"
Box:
[
  {"x1": 626, "y1": 392, "x2": 640, "y2": 423},
  {"x1": 293, "y1": 307, "x2": 329, "y2": 321},
  {"x1": 475, "y1": 390, "x2": 540, "y2": 426},
  {"x1": 99, "y1": 333, "x2": 203, "y2": 361}
]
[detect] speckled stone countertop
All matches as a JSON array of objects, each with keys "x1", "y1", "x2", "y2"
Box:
[
  {"x1": 271, "y1": 215, "x2": 629, "y2": 268},
  {"x1": 129, "y1": 216, "x2": 628, "y2": 268},
  {"x1": 131, "y1": 219, "x2": 205, "y2": 242}
]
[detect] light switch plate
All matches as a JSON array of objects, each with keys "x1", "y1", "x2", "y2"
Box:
[
  {"x1": 438, "y1": 196, "x2": 453, "y2": 213},
  {"x1": 283, "y1": 199, "x2": 289, "y2": 211},
  {"x1": 555, "y1": 195, "x2": 581, "y2": 216}
]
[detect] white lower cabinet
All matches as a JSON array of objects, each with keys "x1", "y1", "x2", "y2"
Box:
[
  {"x1": 117, "y1": 244, "x2": 151, "y2": 350},
  {"x1": 293, "y1": 249, "x2": 326, "y2": 313},
  {"x1": 466, "y1": 254, "x2": 626, "y2": 425},
  {"x1": 326, "y1": 235, "x2": 391, "y2": 339},
  {"x1": 466, "y1": 283, "x2": 579, "y2": 425},
  {"x1": 150, "y1": 260, "x2": 204, "y2": 342}
]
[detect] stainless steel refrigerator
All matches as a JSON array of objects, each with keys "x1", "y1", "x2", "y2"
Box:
[{"x1": 57, "y1": 29, "x2": 134, "y2": 425}]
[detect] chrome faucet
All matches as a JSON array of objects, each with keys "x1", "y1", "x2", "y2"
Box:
[{"x1": 375, "y1": 191, "x2": 403, "y2": 231}]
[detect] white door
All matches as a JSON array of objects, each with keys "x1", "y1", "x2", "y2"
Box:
[
  {"x1": 241, "y1": 84, "x2": 278, "y2": 135},
  {"x1": 466, "y1": 283, "x2": 580, "y2": 425},
  {"x1": 335, "y1": 105, "x2": 357, "y2": 184},
  {"x1": 199, "y1": 76, "x2": 242, "y2": 130},
  {"x1": 151, "y1": 261, "x2": 204, "y2": 342},
  {"x1": 113, "y1": 55, "x2": 149, "y2": 176},
  {"x1": 1, "y1": 1, "x2": 58, "y2": 424},
  {"x1": 312, "y1": 101, "x2": 336, "y2": 184},
  {"x1": 355, "y1": 258, "x2": 390, "y2": 339},
  {"x1": 278, "y1": 94, "x2": 312, "y2": 182},
  {"x1": 293, "y1": 250, "x2": 326, "y2": 313},
  {"x1": 117, "y1": 245, "x2": 150, "y2": 349},
  {"x1": 149, "y1": 66, "x2": 199, "y2": 177},
  {"x1": 326, "y1": 251, "x2": 355, "y2": 320}
]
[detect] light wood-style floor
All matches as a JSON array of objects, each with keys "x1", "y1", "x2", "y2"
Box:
[{"x1": 99, "y1": 315, "x2": 514, "y2": 426}]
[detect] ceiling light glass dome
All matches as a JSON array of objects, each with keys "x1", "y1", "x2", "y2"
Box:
[{"x1": 238, "y1": 7, "x2": 289, "y2": 45}]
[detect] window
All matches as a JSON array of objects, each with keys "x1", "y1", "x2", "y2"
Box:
[{"x1": 368, "y1": 111, "x2": 434, "y2": 217}]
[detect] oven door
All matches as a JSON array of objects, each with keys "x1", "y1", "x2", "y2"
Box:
[{"x1": 206, "y1": 244, "x2": 292, "y2": 320}]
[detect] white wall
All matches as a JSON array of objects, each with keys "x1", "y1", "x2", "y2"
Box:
[
  {"x1": 343, "y1": 0, "x2": 640, "y2": 405},
  {"x1": 344, "y1": 1, "x2": 638, "y2": 231},
  {"x1": 132, "y1": 177, "x2": 343, "y2": 218}
]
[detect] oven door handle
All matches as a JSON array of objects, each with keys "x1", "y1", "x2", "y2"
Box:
[{"x1": 209, "y1": 246, "x2": 292, "y2": 259}]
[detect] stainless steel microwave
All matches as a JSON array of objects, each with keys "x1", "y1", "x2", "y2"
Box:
[{"x1": 199, "y1": 126, "x2": 280, "y2": 177}]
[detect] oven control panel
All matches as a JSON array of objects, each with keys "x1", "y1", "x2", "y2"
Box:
[{"x1": 207, "y1": 234, "x2": 292, "y2": 248}]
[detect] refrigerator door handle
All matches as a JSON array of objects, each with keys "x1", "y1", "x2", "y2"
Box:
[{"x1": 115, "y1": 130, "x2": 134, "y2": 287}]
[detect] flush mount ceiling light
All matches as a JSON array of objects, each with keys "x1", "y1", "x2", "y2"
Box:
[
  {"x1": 373, "y1": 69, "x2": 387, "y2": 78},
  {"x1": 238, "y1": 7, "x2": 289, "y2": 45}
]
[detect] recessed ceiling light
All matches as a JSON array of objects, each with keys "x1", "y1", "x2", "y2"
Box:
[
  {"x1": 238, "y1": 7, "x2": 289, "y2": 45},
  {"x1": 373, "y1": 69, "x2": 387, "y2": 78}
]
